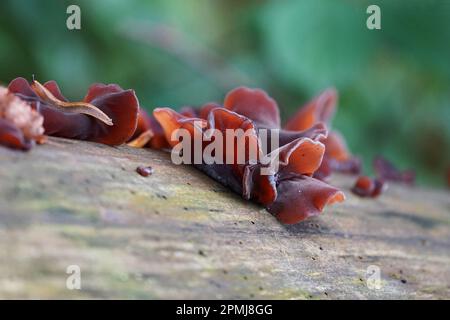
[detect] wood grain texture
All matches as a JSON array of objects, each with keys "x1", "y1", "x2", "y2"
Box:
[{"x1": 0, "y1": 137, "x2": 449, "y2": 299}]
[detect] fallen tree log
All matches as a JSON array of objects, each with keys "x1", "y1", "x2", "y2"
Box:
[{"x1": 0, "y1": 137, "x2": 449, "y2": 299}]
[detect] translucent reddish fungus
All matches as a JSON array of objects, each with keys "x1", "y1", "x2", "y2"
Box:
[
  {"x1": 8, "y1": 77, "x2": 139, "y2": 145},
  {"x1": 136, "y1": 165, "x2": 154, "y2": 177},
  {"x1": 149, "y1": 87, "x2": 348, "y2": 224},
  {"x1": 351, "y1": 176, "x2": 386, "y2": 198},
  {"x1": 0, "y1": 86, "x2": 44, "y2": 150},
  {"x1": 129, "y1": 108, "x2": 170, "y2": 149},
  {"x1": 373, "y1": 156, "x2": 415, "y2": 185},
  {"x1": 283, "y1": 89, "x2": 361, "y2": 180}
]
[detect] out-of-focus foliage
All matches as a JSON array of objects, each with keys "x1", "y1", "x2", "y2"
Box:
[{"x1": 0, "y1": 0, "x2": 449, "y2": 185}]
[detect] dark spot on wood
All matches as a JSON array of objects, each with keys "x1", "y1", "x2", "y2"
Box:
[
  {"x1": 311, "y1": 257, "x2": 316, "y2": 261},
  {"x1": 250, "y1": 221, "x2": 255, "y2": 225},
  {"x1": 210, "y1": 280, "x2": 222, "y2": 288},
  {"x1": 259, "y1": 286, "x2": 263, "y2": 291},
  {"x1": 239, "y1": 241, "x2": 243, "y2": 245},
  {"x1": 198, "y1": 250, "x2": 206, "y2": 257},
  {"x1": 136, "y1": 166, "x2": 153, "y2": 177},
  {"x1": 243, "y1": 276, "x2": 248, "y2": 280},
  {"x1": 324, "y1": 292, "x2": 328, "y2": 296},
  {"x1": 401, "y1": 279, "x2": 407, "y2": 284},
  {"x1": 319, "y1": 246, "x2": 323, "y2": 251},
  {"x1": 183, "y1": 207, "x2": 189, "y2": 211}
]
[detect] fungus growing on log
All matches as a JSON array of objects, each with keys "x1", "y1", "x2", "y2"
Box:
[
  {"x1": 3, "y1": 77, "x2": 363, "y2": 224},
  {"x1": 373, "y1": 156, "x2": 415, "y2": 185},
  {"x1": 136, "y1": 165, "x2": 154, "y2": 177},
  {"x1": 8, "y1": 77, "x2": 139, "y2": 145},
  {"x1": 284, "y1": 89, "x2": 361, "y2": 180},
  {"x1": 351, "y1": 176, "x2": 386, "y2": 198},
  {"x1": 146, "y1": 87, "x2": 351, "y2": 224},
  {"x1": 0, "y1": 86, "x2": 44, "y2": 150},
  {"x1": 128, "y1": 108, "x2": 171, "y2": 149}
]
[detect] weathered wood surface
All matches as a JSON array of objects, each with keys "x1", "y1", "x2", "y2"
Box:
[{"x1": 0, "y1": 137, "x2": 449, "y2": 299}]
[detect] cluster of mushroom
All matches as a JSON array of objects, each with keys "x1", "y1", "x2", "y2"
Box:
[{"x1": 1, "y1": 77, "x2": 366, "y2": 223}]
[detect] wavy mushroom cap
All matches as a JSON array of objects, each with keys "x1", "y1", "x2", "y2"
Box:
[
  {"x1": 150, "y1": 89, "x2": 344, "y2": 224},
  {"x1": 8, "y1": 78, "x2": 139, "y2": 145}
]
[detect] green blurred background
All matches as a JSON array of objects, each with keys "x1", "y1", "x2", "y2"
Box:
[{"x1": 0, "y1": 0, "x2": 449, "y2": 186}]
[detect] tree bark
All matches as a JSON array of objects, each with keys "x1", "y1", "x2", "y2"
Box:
[{"x1": 0, "y1": 137, "x2": 449, "y2": 299}]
